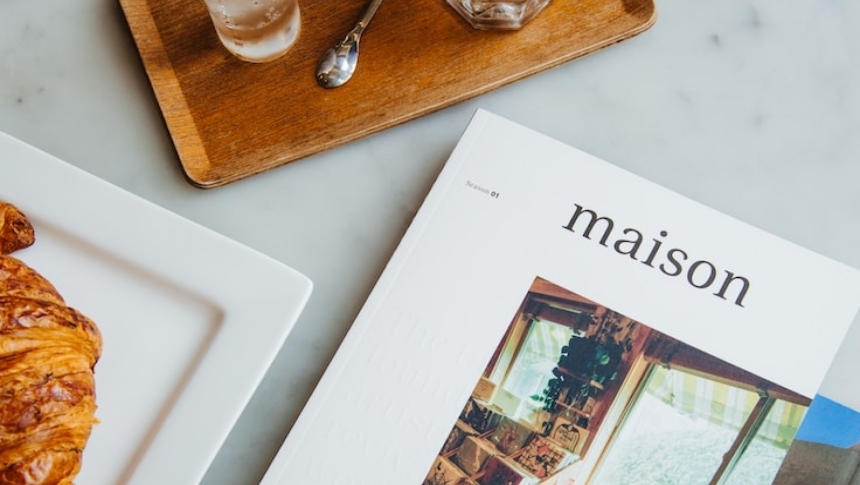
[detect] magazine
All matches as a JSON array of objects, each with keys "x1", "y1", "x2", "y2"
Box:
[
  {"x1": 772, "y1": 394, "x2": 860, "y2": 485},
  {"x1": 771, "y1": 317, "x2": 860, "y2": 485},
  {"x1": 259, "y1": 109, "x2": 860, "y2": 485}
]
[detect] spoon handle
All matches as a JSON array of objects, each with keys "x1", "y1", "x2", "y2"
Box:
[{"x1": 352, "y1": 0, "x2": 385, "y2": 35}]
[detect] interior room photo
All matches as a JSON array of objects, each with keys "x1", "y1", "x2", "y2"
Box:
[{"x1": 423, "y1": 277, "x2": 810, "y2": 485}]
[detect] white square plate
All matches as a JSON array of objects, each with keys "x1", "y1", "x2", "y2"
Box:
[{"x1": 0, "y1": 132, "x2": 313, "y2": 485}]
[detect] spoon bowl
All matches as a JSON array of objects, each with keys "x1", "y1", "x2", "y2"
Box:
[
  {"x1": 316, "y1": 33, "x2": 361, "y2": 88},
  {"x1": 316, "y1": 0, "x2": 384, "y2": 89}
]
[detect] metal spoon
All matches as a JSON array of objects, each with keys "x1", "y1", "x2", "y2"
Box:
[{"x1": 315, "y1": 0, "x2": 384, "y2": 88}]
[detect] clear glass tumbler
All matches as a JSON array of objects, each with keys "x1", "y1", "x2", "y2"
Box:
[
  {"x1": 446, "y1": 0, "x2": 551, "y2": 30},
  {"x1": 202, "y1": 0, "x2": 301, "y2": 62}
]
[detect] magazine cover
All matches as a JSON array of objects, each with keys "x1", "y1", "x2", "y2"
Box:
[{"x1": 260, "y1": 109, "x2": 860, "y2": 485}]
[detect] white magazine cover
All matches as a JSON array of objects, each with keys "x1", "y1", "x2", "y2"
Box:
[{"x1": 260, "y1": 109, "x2": 860, "y2": 485}]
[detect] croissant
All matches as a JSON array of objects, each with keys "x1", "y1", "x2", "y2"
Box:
[{"x1": 0, "y1": 202, "x2": 102, "y2": 485}]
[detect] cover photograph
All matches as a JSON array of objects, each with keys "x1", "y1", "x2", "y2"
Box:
[
  {"x1": 260, "y1": 109, "x2": 860, "y2": 485},
  {"x1": 423, "y1": 276, "x2": 813, "y2": 485}
]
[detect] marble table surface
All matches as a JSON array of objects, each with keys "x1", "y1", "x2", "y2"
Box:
[{"x1": 2, "y1": 0, "x2": 859, "y2": 484}]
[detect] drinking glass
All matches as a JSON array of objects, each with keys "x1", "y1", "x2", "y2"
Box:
[{"x1": 202, "y1": 0, "x2": 301, "y2": 63}]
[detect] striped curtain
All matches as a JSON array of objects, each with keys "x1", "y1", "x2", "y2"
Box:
[
  {"x1": 647, "y1": 366, "x2": 806, "y2": 449},
  {"x1": 758, "y1": 399, "x2": 807, "y2": 449}
]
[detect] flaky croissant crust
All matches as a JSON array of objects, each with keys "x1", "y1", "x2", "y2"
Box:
[
  {"x1": 0, "y1": 204, "x2": 34, "y2": 256},
  {"x1": 1, "y1": 202, "x2": 102, "y2": 485}
]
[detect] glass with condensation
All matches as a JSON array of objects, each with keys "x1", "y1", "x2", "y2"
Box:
[{"x1": 202, "y1": 0, "x2": 301, "y2": 62}]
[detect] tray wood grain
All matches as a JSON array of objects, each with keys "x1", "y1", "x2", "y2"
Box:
[{"x1": 119, "y1": 0, "x2": 656, "y2": 188}]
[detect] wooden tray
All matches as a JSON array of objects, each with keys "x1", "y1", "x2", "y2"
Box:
[{"x1": 119, "y1": 0, "x2": 656, "y2": 188}]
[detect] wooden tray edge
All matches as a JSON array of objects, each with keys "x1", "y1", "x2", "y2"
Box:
[
  {"x1": 119, "y1": 0, "x2": 213, "y2": 187},
  {"x1": 121, "y1": 0, "x2": 658, "y2": 189}
]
